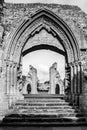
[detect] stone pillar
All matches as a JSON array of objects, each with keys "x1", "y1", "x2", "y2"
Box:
[
  {"x1": 74, "y1": 63, "x2": 80, "y2": 105},
  {"x1": 0, "y1": 63, "x2": 9, "y2": 119},
  {"x1": 72, "y1": 63, "x2": 75, "y2": 103},
  {"x1": 14, "y1": 63, "x2": 24, "y2": 100},
  {"x1": 69, "y1": 63, "x2": 77, "y2": 103},
  {"x1": 29, "y1": 65, "x2": 37, "y2": 94},
  {"x1": 70, "y1": 62, "x2": 82, "y2": 106},
  {"x1": 73, "y1": 63, "x2": 79, "y2": 105},
  {"x1": 5, "y1": 62, "x2": 7, "y2": 94},
  {"x1": 10, "y1": 63, "x2": 14, "y2": 96},
  {"x1": 77, "y1": 64, "x2": 80, "y2": 94},
  {"x1": 74, "y1": 64, "x2": 77, "y2": 94},
  {"x1": 79, "y1": 62, "x2": 83, "y2": 108},
  {"x1": 3, "y1": 62, "x2": 8, "y2": 95},
  {"x1": 13, "y1": 63, "x2": 17, "y2": 96},
  {"x1": 75, "y1": 63, "x2": 81, "y2": 106},
  {"x1": 49, "y1": 63, "x2": 57, "y2": 94},
  {"x1": 7, "y1": 62, "x2": 18, "y2": 106},
  {"x1": 70, "y1": 64, "x2": 73, "y2": 93},
  {"x1": 9, "y1": 63, "x2": 13, "y2": 107},
  {"x1": 11, "y1": 63, "x2": 18, "y2": 104},
  {"x1": 79, "y1": 62, "x2": 83, "y2": 94},
  {"x1": 49, "y1": 68, "x2": 55, "y2": 94},
  {"x1": 70, "y1": 63, "x2": 74, "y2": 100},
  {"x1": 9, "y1": 63, "x2": 11, "y2": 96},
  {"x1": 6, "y1": 63, "x2": 10, "y2": 95}
]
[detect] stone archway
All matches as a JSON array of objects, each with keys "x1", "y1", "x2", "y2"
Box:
[
  {"x1": 2, "y1": 8, "x2": 81, "y2": 108},
  {"x1": 27, "y1": 84, "x2": 31, "y2": 94},
  {"x1": 55, "y1": 84, "x2": 60, "y2": 94}
]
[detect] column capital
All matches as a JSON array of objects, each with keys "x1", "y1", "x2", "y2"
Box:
[
  {"x1": 77, "y1": 62, "x2": 82, "y2": 66},
  {"x1": 5, "y1": 61, "x2": 13, "y2": 67},
  {"x1": 70, "y1": 62, "x2": 79, "y2": 67},
  {"x1": 6, "y1": 62, "x2": 9, "y2": 67},
  {"x1": 74, "y1": 62, "x2": 79, "y2": 66},
  {"x1": 6, "y1": 60, "x2": 14, "y2": 67},
  {"x1": 69, "y1": 62, "x2": 74, "y2": 67},
  {"x1": 9, "y1": 62, "x2": 13, "y2": 67},
  {"x1": 12, "y1": 62, "x2": 18, "y2": 68}
]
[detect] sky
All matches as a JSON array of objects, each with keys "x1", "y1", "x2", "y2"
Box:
[
  {"x1": 5, "y1": 0, "x2": 87, "y2": 14},
  {"x1": 23, "y1": 50, "x2": 65, "y2": 82}
]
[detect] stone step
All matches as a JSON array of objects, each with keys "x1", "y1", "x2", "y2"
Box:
[
  {"x1": 15, "y1": 103, "x2": 73, "y2": 107},
  {"x1": 3, "y1": 95, "x2": 87, "y2": 125},
  {"x1": 17, "y1": 99, "x2": 67, "y2": 103},
  {"x1": 16, "y1": 100, "x2": 68, "y2": 103},
  {"x1": 23, "y1": 94, "x2": 65, "y2": 99},
  {"x1": 15, "y1": 111, "x2": 85, "y2": 120},
  {"x1": 5, "y1": 112, "x2": 86, "y2": 120},
  {"x1": 15, "y1": 103, "x2": 70, "y2": 107},
  {"x1": 24, "y1": 97, "x2": 65, "y2": 100},
  {"x1": 17, "y1": 110, "x2": 76, "y2": 115},
  {"x1": 17, "y1": 106, "x2": 77, "y2": 109},
  {"x1": 16, "y1": 99, "x2": 70, "y2": 105},
  {"x1": 3, "y1": 115, "x2": 87, "y2": 126},
  {"x1": 16, "y1": 107, "x2": 74, "y2": 111},
  {"x1": 14, "y1": 98, "x2": 80, "y2": 118},
  {"x1": 16, "y1": 99, "x2": 68, "y2": 102},
  {"x1": 17, "y1": 108, "x2": 80, "y2": 114},
  {"x1": 15, "y1": 109, "x2": 77, "y2": 114},
  {"x1": 15, "y1": 105, "x2": 73, "y2": 110},
  {"x1": 13, "y1": 109, "x2": 77, "y2": 116},
  {"x1": 16, "y1": 99, "x2": 69, "y2": 102}
]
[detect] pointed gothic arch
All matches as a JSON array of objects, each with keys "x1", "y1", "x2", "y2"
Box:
[
  {"x1": 2, "y1": 8, "x2": 82, "y2": 107},
  {"x1": 4, "y1": 8, "x2": 80, "y2": 63}
]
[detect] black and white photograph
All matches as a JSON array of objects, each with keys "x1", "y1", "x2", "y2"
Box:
[{"x1": 0, "y1": 0, "x2": 87, "y2": 129}]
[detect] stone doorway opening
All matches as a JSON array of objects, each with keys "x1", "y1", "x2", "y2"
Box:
[
  {"x1": 27, "y1": 84, "x2": 31, "y2": 94},
  {"x1": 1, "y1": 8, "x2": 86, "y2": 124},
  {"x1": 55, "y1": 84, "x2": 60, "y2": 94},
  {"x1": 2, "y1": 8, "x2": 82, "y2": 111},
  {"x1": 22, "y1": 47, "x2": 65, "y2": 95}
]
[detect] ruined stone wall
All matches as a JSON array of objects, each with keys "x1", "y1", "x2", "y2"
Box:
[
  {"x1": 0, "y1": 3, "x2": 87, "y2": 72},
  {"x1": 29, "y1": 65, "x2": 38, "y2": 94},
  {"x1": 23, "y1": 29, "x2": 64, "y2": 52},
  {"x1": 49, "y1": 62, "x2": 64, "y2": 94},
  {"x1": 22, "y1": 65, "x2": 38, "y2": 94},
  {"x1": 55, "y1": 72, "x2": 65, "y2": 95},
  {"x1": 0, "y1": 2, "x2": 87, "y2": 114},
  {"x1": 1, "y1": 3, "x2": 87, "y2": 86},
  {"x1": 1, "y1": 3, "x2": 87, "y2": 49},
  {"x1": 22, "y1": 73, "x2": 32, "y2": 94},
  {"x1": 49, "y1": 62, "x2": 57, "y2": 94}
]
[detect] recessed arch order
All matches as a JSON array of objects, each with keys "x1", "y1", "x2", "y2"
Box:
[
  {"x1": 4, "y1": 8, "x2": 80, "y2": 65},
  {"x1": 1, "y1": 7, "x2": 83, "y2": 110}
]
